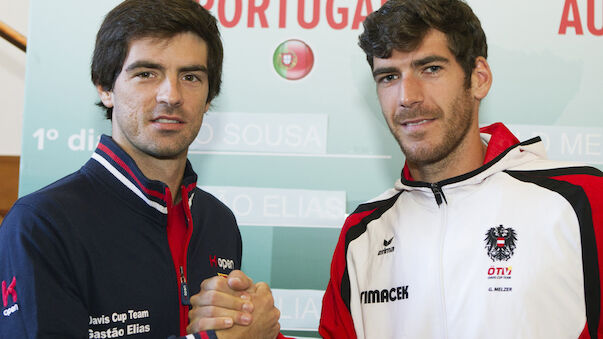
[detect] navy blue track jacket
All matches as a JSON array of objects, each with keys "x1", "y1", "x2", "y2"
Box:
[{"x1": 0, "y1": 135, "x2": 242, "y2": 338}]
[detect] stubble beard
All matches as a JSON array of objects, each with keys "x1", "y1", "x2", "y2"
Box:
[
  {"x1": 392, "y1": 90, "x2": 474, "y2": 167},
  {"x1": 143, "y1": 138, "x2": 191, "y2": 160},
  {"x1": 117, "y1": 106, "x2": 200, "y2": 161},
  {"x1": 141, "y1": 126, "x2": 199, "y2": 160}
]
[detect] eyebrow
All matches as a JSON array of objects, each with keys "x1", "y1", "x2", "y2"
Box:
[
  {"x1": 125, "y1": 61, "x2": 208, "y2": 74},
  {"x1": 372, "y1": 67, "x2": 399, "y2": 79},
  {"x1": 411, "y1": 55, "x2": 449, "y2": 68},
  {"x1": 372, "y1": 55, "x2": 450, "y2": 78},
  {"x1": 179, "y1": 65, "x2": 208, "y2": 74}
]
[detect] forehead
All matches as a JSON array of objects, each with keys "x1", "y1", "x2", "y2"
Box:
[
  {"x1": 123, "y1": 32, "x2": 208, "y2": 66},
  {"x1": 372, "y1": 29, "x2": 455, "y2": 68}
]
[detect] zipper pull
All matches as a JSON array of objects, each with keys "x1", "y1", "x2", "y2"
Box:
[
  {"x1": 430, "y1": 183, "x2": 447, "y2": 206},
  {"x1": 179, "y1": 266, "x2": 191, "y2": 306}
]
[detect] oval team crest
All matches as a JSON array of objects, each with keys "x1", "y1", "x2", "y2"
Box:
[{"x1": 273, "y1": 39, "x2": 314, "y2": 80}]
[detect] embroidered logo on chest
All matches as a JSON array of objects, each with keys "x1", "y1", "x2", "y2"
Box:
[{"x1": 378, "y1": 236, "x2": 395, "y2": 255}]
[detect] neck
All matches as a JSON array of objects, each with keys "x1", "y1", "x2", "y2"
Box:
[
  {"x1": 115, "y1": 144, "x2": 187, "y2": 204},
  {"x1": 408, "y1": 127, "x2": 486, "y2": 183},
  {"x1": 136, "y1": 156, "x2": 187, "y2": 204}
]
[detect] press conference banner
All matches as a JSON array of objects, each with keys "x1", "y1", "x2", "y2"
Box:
[{"x1": 20, "y1": 0, "x2": 603, "y2": 336}]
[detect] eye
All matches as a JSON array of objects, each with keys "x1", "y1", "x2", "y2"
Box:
[
  {"x1": 183, "y1": 74, "x2": 200, "y2": 82},
  {"x1": 424, "y1": 65, "x2": 442, "y2": 74},
  {"x1": 378, "y1": 74, "x2": 399, "y2": 84},
  {"x1": 135, "y1": 71, "x2": 154, "y2": 79}
]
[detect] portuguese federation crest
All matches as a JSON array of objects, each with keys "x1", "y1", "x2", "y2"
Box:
[
  {"x1": 484, "y1": 225, "x2": 517, "y2": 262},
  {"x1": 280, "y1": 52, "x2": 296, "y2": 68}
]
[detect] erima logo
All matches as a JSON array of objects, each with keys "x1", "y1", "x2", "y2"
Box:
[
  {"x1": 378, "y1": 237, "x2": 394, "y2": 255},
  {"x1": 383, "y1": 237, "x2": 393, "y2": 247},
  {"x1": 360, "y1": 285, "x2": 409, "y2": 304},
  {"x1": 484, "y1": 225, "x2": 518, "y2": 262}
]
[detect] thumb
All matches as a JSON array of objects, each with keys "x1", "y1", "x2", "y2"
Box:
[{"x1": 227, "y1": 270, "x2": 253, "y2": 291}]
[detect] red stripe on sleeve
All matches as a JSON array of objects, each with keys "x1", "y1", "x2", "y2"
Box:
[
  {"x1": 553, "y1": 174, "x2": 603, "y2": 337},
  {"x1": 319, "y1": 208, "x2": 377, "y2": 339}
]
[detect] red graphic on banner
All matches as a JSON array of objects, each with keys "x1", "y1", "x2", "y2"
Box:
[
  {"x1": 199, "y1": 0, "x2": 388, "y2": 30},
  {"x1": 559, "y1": 0, "x2": 603, "y2": 36}
]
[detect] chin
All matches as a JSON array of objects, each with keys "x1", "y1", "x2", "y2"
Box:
[
  {"x1": 146, "y1": 146, "x2": 187, "y2": 159},
  {"x1": 401, "y1": 145, "x2": 446, "y2": 165}
]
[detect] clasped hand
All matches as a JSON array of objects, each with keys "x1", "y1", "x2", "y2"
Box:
[{"x1": 187, "y1": 270, "x2": 281, "y2": 339}]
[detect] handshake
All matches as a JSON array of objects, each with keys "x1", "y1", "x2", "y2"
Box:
[{"x1": 187, "y1": 270, "x2": 282, "y2": 339}]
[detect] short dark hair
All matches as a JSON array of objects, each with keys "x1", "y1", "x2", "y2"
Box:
[
  {"x1": 358, "y1": 0, "x2": 487, "y2": 87},
  {"x1": 91, "y1": 0, "x2": 223, "y2": 119}
]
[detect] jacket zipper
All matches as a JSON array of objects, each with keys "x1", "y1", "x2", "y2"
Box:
[
  {"x1": 437, "y1": 189, "x2": 449, "y2": 338},
  {"x1": 179, "y1": 185, "x2": 195, "y2": 335},
  {"x1": 179, "y1": 266, "x2": 190, "y2": 305},
  {"x1": 430, "y1": 183, "x2": 448, "y2": 206}
]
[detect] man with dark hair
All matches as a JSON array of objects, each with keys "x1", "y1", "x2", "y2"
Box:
[
  {"x1": 0, "y1": 0, "x2": 282, "y2": 338},
  {"x1": 319, "y1": 0, "x2": 603, "y2": 338}
]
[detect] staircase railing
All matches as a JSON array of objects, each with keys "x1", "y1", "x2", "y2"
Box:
[{"x1": 0, "y1": 20, "x2": 26, "y2": 52}]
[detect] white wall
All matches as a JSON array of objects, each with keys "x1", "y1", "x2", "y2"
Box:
[{"x1": 0, "y1": 0, "x2": 28, "y2": 156}]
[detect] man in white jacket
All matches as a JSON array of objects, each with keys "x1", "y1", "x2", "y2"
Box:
[{"x1": 319, "y1": 0, "x2": 603, "y2": 338}]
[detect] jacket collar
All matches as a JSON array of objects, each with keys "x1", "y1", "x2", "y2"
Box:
[
  {"x1": 401, "y1": 122, "x2": 521, "y2": 182},
  {"x1": 90, "y1": 134, "x2": 198, "y2": 214}
]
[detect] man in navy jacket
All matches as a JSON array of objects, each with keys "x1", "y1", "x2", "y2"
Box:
[{"x1": 0, "y1": 1, "x2": 281, "y2": 338}]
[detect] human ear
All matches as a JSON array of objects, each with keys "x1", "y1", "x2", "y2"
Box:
[
  {"x1": 471, "y1": 57, "x2": 492, "y2": 100},
  {"x1": 96, "y1": 85, "x2": 114, "y2": 108}
]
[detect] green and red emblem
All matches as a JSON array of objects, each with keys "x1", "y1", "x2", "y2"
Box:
[{"x1": 273, "y1": 39, "x2": 314, "y2": 80}]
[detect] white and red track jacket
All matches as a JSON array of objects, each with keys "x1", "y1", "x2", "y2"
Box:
[{"x1": 320, "y1": 123, "x2": 603, "y2": 339}]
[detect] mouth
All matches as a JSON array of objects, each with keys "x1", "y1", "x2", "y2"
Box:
[
  {"x1": 402, "y1": 119, "x2": 431, "y2": 127},
  {"x1": 151, "y1": 117, "x2": 184, "y2": 124},
  {"x1": 401, "y1": 118, "x2": 435, "y2": 127}
]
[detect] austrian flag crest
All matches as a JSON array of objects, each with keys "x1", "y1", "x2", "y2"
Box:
[{"x1": 484, "y1": 225, "x2": 518, "y2": 262}]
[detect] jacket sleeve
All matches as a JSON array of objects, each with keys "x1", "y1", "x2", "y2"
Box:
[
  {"x1": 169, "y1": 331, "x2": 290, "y2": 339},
  {"x1": 319, "y1": 213, "x2": 367, "y2": 339},
  {"x1": 0, "y1": 202, "x2": 89, "y2": 338},
  {"x1": 553, "y1": 170, "x2": 603, "y2": 338},
  {"x1": 167, "y1": 331, "x2": 217, "y2": 339}
]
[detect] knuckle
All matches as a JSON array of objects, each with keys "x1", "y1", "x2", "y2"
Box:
[
  {"x1": 200, "y1": 277, "x2": 215, "y2": 290},
  {"x1": 205, "y1": 306, "x2": 220, "y2": 317},
  {"x1": 256, "y1": 281, "x2": 269, "y2": 289},
  {"x1": 189, "y1": 294, "x2": 200, "y2": 305},
  {"x1": 187, "y1": 308, "x2": 200, "y2": 320},
  {"x1": 205, "y1": 290, "x2": 220, "y2": 304},
  {"x1": 216, "y1": 277, "x2": 228, "y2": 287},
  {"x1": 196, "y1": 306, "x2": 216, "y2": 317},
  {"x1": 202, "y1": 276, "x2": 228, "y2": 291}
]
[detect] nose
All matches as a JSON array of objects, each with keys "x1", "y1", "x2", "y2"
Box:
[
  {"x1": 156, "y1": 76, "x2": 183, "y2": 107},
  {"x1": 399, "y1": 74, "x2": 423, "y2": 109}
]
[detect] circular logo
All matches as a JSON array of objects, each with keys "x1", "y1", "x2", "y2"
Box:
[{"x1": 273, "y1": 39, "x2": 314, "y2": 80}]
